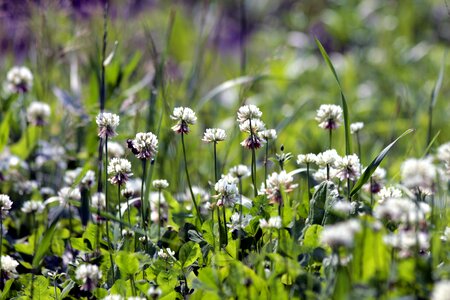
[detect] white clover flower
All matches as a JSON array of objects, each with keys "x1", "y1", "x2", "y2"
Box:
[
  {"x1": 237, "y1": 104, "x2": 262, "y2": 124},
  {"x1": 129, "y1": 132, "x2": 159, "y2": 160},
  {"x1": 64, "y1": 168, "x2": 82, "y2": 185},
  {"x1": 27, "y1": 101, "x2": 51, "y2": 126},
  {"x1": 258, "y1": 129, "x2": 277, "y2": 140},
  {"x1": 202, "y1": 128, "x2": 227, "y2": 143},
  {"x1": 321, "y1": 219, "x2": 361, "y2": 249},
  {"x1": 334, "y1": 154, "x2": 361, "y2": 181},
  {"x1": 6, "y1": 66, "x2": 33, "y2": 93},
  {"x1": 313, "y1": 167, "x2": 338, "y2": 182},
  {"x1": 170, "y1": 107, "x2": 197, "y2": 134},
  {"x1": 122, "y1": 229, "x2": 135, "y2": 237},
  {"x1": 265, "y1": 170, "x2": 298, "y2": 204},
  {"x1": 259, "y1": 216, "x2": 282, "y2": 229},
  {"x1": 238, "y1": 119, "x2": 266, "y2": 134},
  {"x1": 316, "y1": 149, "x2": 340, "y2": 167},
  {"x1": 103, "y1": 295, "x2": 124, "y2": 300},
  {"x1": 383, "y1": 230, "x2": 429, "y2": 258},
  {"x1": 148, "y1": 286, "x2": 162, "y2": 299},
  {"x1": 57, "y1": 187, "x2": 81, "y2": 204},
  {"x1": 107, "y1": 141, "x2": 125, "y2": 158},
  {"x1": 437, "y1": 142, "x2": 450, "y2": 163},
  {"x1": 0, "y1": 194, "x2": 13, "y2": 218},
  {"x1": 96, "y1": 112, "x2": 120, "y2": 138},
  {"x1": 315, "y1": 104, "x2": 343, "y2": 130},
  {"x1": 91, "y1": 192, "x2": 106, "y2": 210},
  {"x1": 107, "y1": 158, "x2": 133, "y2": 185},
  {"x1": 331, "y1": 201, "x2": 354, "y2": 215},
  {"x1": 21, "y1": 200, "x2": 45, "y2": 214},
  {"x1": 374, "y1": 197, "x2": 429, "y2": 224},
  {"x1": 431, "y1": 280, "x2": 450, "y2": 300},
  {"x1": 401, "y1": 157, "x2": 436, "y2": 193},
  {"x1": 228, "y1": 212, "x2": 253, "y2": 231},
  {"x1": 214, "y1": 174, "x2": 239, "y2": 207},
  {"x1": 297, "y1": 153, "x2": 317, "y2": 165},
  {"x1": 152, "y1": 179, "x2": 169, "y2": 190},
  {"x1": 350, "y1": 122, "x2": 364, "y2": 134},
  {"x1": 378, "y1": 186, "x2": 402, "y2": 204},
  {"x1": 81, "y1": 170, "x2": 96, "y2": 188},
  {"x1": 442, "y1": 227, "x2": 450, "y2": 242},
  {"x1": 75, "y1": 264, "x2": 102, "y2": 291},
  {"x1": 128, "y1": 297, "x2": 146, "y2": 300},
  {"x1": 1, "y1": 255, "x2": 19, "y2": 278},
  {"x1": 158, "y1": 248, "x2": 175, "y2": 260},
  {"x1": 229, "y1": 165, "x2": 251, "y2": 178}
]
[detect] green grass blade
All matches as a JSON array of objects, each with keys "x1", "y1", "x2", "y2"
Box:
[
  {"x1": 315, "y1": 38, "x2": 351, "y2": 155},
  {"x1": 0, "y1": 111, "x2": 11, "y2": 152},
  {"x1": 422, "y1": 130, "x2": 440, "y2": 158},
  {"x1": 350, "y1": 129, "x2": 414, "y2": 197},
  {"x1": 427, "y1": 52, "x2": 446, "y2": 147},
  {"x1": 32, "y1": 221, "x2": 58, "y2": 268}
]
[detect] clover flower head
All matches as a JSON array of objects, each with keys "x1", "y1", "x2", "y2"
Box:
[
  {"x1": 96, "y1": 112, "x2": 120, "y2": 138},
  {"x1": 315, "y1": 104, "x2": 343, "y2": 130},
  {"x1": 75, "y1": 264, "x2": 102, "y2": 292},
  {"x1": 81, "y1": 170, "x2": 96, "y2": 188},
  {"x1": 297, "y1": 153, "x2": 317, "y2": 165},
  {"x1": 6, "y1": 66, "x2": 33, "y2": 93},
  {"x1": 321, "y1": 219, "x2": 361, "y2": 249},
  {"x1": 27, "y1": 101, "x2": 51, "y2": 126},
  {"x1": 170, "y1": 107, "x2": 197, "y2": 134},
  {"x1": 432, "y1": 281, "x2": 450, "y2": 300},
  {"x1": 103, "y1": 295, "x2": 124, "y2": 300},
  {"x1": 57, "y1": 187, "x2": 81, "y2": 204},
  {"x1": 316, "y1": 149, "x2": 340, "y2": 167},
  {"x1": 259, "y1": 129, "x2": 277, "y2": 140},
  {"x1": 229, "y1": 164, "x2": 251, "y2": 178},
  {"x1": 148, "y1": 286, "x2": 163, "y2": 299},
  {"x1": 0, "y1": 194, "x2": 13, "y2": 218},
  {"x1": 350, "y1": 122, "x2": 364, "y2": 134},
  {"x1": 334, "y1": 154, "x2": 361, "y2": 181},
  {"x1": 437, "y1": 142, "x2": 450, "y2": 163},
  {"x1": 1, "y1": 255, "x2": 19, "y2": 278},
  {"x1": 239, "y1": 119, "x2": 266, "y2": 134},
  {"x1": 401, "y1": 157, "x2": 435, "y2": 193},
  {"x1": 152, "y1": 179, "x2": 169, "y2": 190},
  {"x1": 237, "y1": 104, "x2": 262, "y2": 123},
  {"x1": 259, "y1": 216, "x2": 282, "y2": 229},
  {"x1": 91, "y1": 192, "x2": 106, "y2": 210},
  {"x1": 202, "y1": 128, "x2": 227, "y2": 143},
  {"x1": 21, "y1": 200, "x2": 45, "y2": 214},
  {"x1": 158, "y1": 248, "x2": 175, "y2": 260},
  {"x1": 265, "y1": 170, "x2": 298, "y2": 204},
  {"x1": 130, "y1": 132, "x2": 159, "y2": 160},
  {"x1": 214, "y1": 174, "x2": 239, "y2": 207},
  {"x1": 107, "y1": 158, "x2": 133, "y2": 185}
]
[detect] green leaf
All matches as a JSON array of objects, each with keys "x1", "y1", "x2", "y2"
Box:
[
  {"x1": 302, "y1": 225, "x2": 323, "y2": 251},
  {"x1": 116, "y1": 251, "x2": 140, "y2": 276},
  {"x1": 60, "y1": 280, "x2": 76, "y2": 299},
  {"x1": 0, "y1": 111, "x2": 11, "y2": 152},
  {"x1": 32, "y1": 221, "x2": 58, "y2": 268},
  {"x1": 179, "y1": 241, "x2": 201, "y2": 268},
  {"x1": 307, "y1": 181, "x2": 335, "y2": 225},
  {"x1": 0, "y1": 279, "x2": 14, "y2": 300},
  {"x1": 10, "y1": 126, "x2": 40, "y2": 160},
  {"x1": 315, "y1": 38, "x2": 351, "y2": 155},
  {"x1": 350, "y1": 129, "x2": 414, "y2": 197}
]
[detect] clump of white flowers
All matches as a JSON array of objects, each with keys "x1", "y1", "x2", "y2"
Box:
[
  {"x1": 21, "y1": 200, "x2": 45, "y2": 214},
  {"x1": 401, "y1": 157, "x2": 435, "y2": 194},
  {"x1": 258, "y1": 129, "x2": 277, "y2": 140},
  {"x1": 103, "y1": 295, "x2": 123, "y2": 300},
  {"x1": 350, "y1": 122, "x2": 364, "y2": 134},
  {"x1": 229, "y1": 165, "x2": 251, "y2": 178},
  {"x1": 378, "y1": 186, "x2": 402, "y2": 204},
  {"x1": 96, "y1": 112, "x2": 120, "y2": 138},
  {"x1": 129, "y1": 132, "x2": 159, "y2": 160},
  {"x1": 228, "y1": 212, "x2": 253, "y2": 231},
  {"x1": 153, "y1": 179, "x2": 169, "y2": 190},
  {"x1": 315, "y1": 104, "x2": 343, "y2": 130},
  {"x1": 333, "y1": 154, "x2": 361, "y2": 181},
  {"x1": 107, "y1": 158, "x2": 133, "y2": 186},
  {"x1": 75, "y1": 263, "x2": 102, "y2": 291},
  {"x1": 374, "y1": 197, "x2": 429, "y2": 225},
  {"x1": 363, "y1": 167, "x2": 386, "y2": 194},
  {"x1": 158, "y1": 248, "x2": 175, "y2": 260},
  {"x1": 1, "y1": 255, "x2": 19, "y2": 278},
  {"x1": 148, "y1": 286, "x2": 163, "y2": 299},
  {"x1": 91, "y1": 192, "x2": 106, "y2": 210},
  {"x1": 0, "y1": 194, "x2": 13, "y2": 218},
  {"x1": 202, "y1": 128, "x2": 227, "y2": 143},
  {"x1": 27, "y1": 101, "x2": 51, "y2": 126},
  {"x1": 259, "y1": 216, "x2": 282, "y2": 229},
  {"x1": 237, "y1": 104, "x2": 266, "y2": 149},
  {"x1": 214, "y1": 174, "x2": 239, "y2": 207},
  {"x1": 321, "y1": 219, "x2": 361, "y2": 249},
  {"x1": 297, "y1": 153, "x2": 317, "y2": 165},
  {"x1": 316, "y1": 149, "x2": 340, "y2": 167},
  {"x1": 107, "y1": 141, "x2": 125, "y2": 158},
  {"x1": 170, "y1": 107, "x2": 197, "y2": 134},
  {"x1": 436, "y1": 142, "x2": 450, "y2": 163},
  {"x1": 265, "y1": 170, "x2": 298, "y2": 204},
  {"x1": 383, "y1": 230, "x2": 429, "y2": 258},
  {"x1": 6, "y1": 66, "x2": 33, "y2": 93}
]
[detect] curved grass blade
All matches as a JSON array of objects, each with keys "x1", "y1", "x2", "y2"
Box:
[
  {"x1": 426, "y1": 52, "x2": 445, "y2": 149},
  {"x1": 196, "y1": 75, "x2": 268, "y2": 110},
  {"x1": 32, "y1": 221, "x2": 58, "y2": 268},
  {"x1": 315, "y1": 38, "x2": 351, "y2": 155},
  {"x1": 350, "y1": 129, "x2": 414, "y2": 197},
  {"x1": 422, "y1": 130, "x2": 440, "y2": 158}
]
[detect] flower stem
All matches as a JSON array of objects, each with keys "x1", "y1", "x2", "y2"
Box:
[
  {"x1": 31, "y1": 214, "x2": 38, "y2": 300},
  {"x1": 251, "y1": 147, "x2": 257, "y2": 197},
  {"x1": 237, "y1": 178, "x2": 243, "y2": 260},
  {"x1": 181, "y1": 133, "x2": 202, "y2": 223},
  {"x1": 118, "y1": 184, "x2": 123, "y2": 235},
  {"x1": 0, "y1": 217, "x2": 3, "y2": 284},
  {"x1": 306, "y1": 163, "x2": 311, "y2": 201},
  {"x1": 158, "y1": 189, "x2": 162, "y2": 241},
  {"x1": 213, "y1": 143, "x2": 218, "y2": 183},
  {"x1": 104, "y1": 138, "x2": 115, "y2": 281},
  {"x1": 264, "y1": 140, "x2": 269, "y2": 189},
  {"x1": 222, "y1": 203, "x2": 228, "y2": 246}
]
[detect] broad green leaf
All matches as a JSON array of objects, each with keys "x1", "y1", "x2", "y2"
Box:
[
  {"x1": 116, "y1": 251, "x2": 139, "y2": 276},
  {"x1": 0, "y1": 279, "x2": 13, "y2": 300},
  {"x1": 179, "y1": 241, "x2": 201, "y2": 268},
  {"x1": 156, "y1": 269, "x2": 178, "y2": 292},
  {"x1": 0, "y1": 111, "x2": 11, "y2": 152},
  {"x1": 32, "y1": 221, "x2": 57, "y2": 268},
  {"x1": 60, "y1": 280, "x2": 76, "y2": 299},
  {"x1": 10, "y1": 126, "x2": 40, "y2": 160},
  {"x1": 302, "y1": 225, "x2": 323, "y2": 251},
  {"x1": 350, "y1": 129, "x2": 414, "y2": 197},
  {"x1": 307, "y1": 181, "x2": 335, "y2": 225},
  {"x1": 315, "y1": 38, "x2": 351, "y2": 155}
]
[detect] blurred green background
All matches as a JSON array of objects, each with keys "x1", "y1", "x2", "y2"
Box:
[{"x1": 1, "y1": 0, "x2": 449, "y2": 193}]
